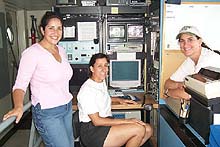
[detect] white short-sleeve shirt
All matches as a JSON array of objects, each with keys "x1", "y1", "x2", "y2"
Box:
[
  {"x1": 170, "y1": 48, "x2": 220, "y2": 82},
  {"x1": 77, "y1": 79, "x2": 112, "y2": 122}
]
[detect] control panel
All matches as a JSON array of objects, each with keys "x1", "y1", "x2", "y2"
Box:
[{"x1": 59, "y1": 40, "x2": 99, "y2": 64}]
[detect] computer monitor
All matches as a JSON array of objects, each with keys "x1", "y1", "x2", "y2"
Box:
[
  {"x1": 107, "y1": 24, "x2": 126, "y2": 43},
  {"x1": 109, "y1": 59, "x2": 141, "y2": 89}
]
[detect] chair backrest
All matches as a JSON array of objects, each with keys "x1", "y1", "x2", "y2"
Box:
[{"x1": 72, "y1": 110, "x2": 80, "y2": 139}]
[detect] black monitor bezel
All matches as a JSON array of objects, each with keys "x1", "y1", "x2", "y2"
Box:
[
  {"x1": 127, "y1": 23, "x2": 144, "y2": 42},
  {"x1": 107, "y1": 23, "x2": 127, "y2": 43}
]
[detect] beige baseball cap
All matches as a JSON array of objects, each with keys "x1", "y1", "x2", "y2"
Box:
[{"x1": 176, "y1": 26, "x2": 202, "y2": 39}]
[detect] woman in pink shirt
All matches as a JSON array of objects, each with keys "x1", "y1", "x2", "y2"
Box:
[{"x1": 3, "y1": 12, "x2": 74, "y2": 147}]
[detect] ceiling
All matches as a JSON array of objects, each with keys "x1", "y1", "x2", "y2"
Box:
[{"x1": 4, "y1": 0, "x2": 56, "y2": 10}]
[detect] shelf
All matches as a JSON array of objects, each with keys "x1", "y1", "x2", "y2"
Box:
[
  {"x1": 55, "y1": 5, "x2": 148, "y2": 14},
  {"x1": 102, "y1": 6, "x2": 148, "y2": 14}
]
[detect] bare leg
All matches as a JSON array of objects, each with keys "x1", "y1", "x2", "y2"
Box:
[
  {"x1": 103, "y1": 123, "x2": 152, "y2": 147},
  {"x1": 139, "y1": 123, "x2": 153, "y2": 146}
]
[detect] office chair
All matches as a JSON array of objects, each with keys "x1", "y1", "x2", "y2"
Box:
[{"x1": 72, "y1": 110, "x2": 86, "y2": 147}]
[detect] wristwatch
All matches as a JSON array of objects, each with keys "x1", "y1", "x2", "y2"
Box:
[{"x1": 164, "y1": 89, "x2": 169, "y2": 98}]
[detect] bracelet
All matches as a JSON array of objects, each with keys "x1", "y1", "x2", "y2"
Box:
[{"x1": 164, "y1": 89, "x2": 169, "y2": 98}]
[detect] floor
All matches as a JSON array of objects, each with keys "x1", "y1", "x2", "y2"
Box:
[
  {"x1": 1, "y1": 112, "x2": 156, "y2": 147},
  {"x1": 2, "y1": 130, "x2": 44, "y2": 147},
  {"x1": 3, "y1": 131, "x2": 154, "y2": 147}
]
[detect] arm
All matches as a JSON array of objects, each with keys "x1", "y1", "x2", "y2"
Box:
[
  {"x1": 3, "y1": 47, "x2": 37, "y2": 123},
  {"x1": 164, "y1": 78, "x2": 184, "y2": 90},
  {"x1": 164, "y1": 78, "x2": 191, "y2": 100},
  {"x1": 111, "y1": 97, "x2": 137, "y2": 105},
  {"x1": 89, "y1": 112, "x2": 145, "y2": 127},
  {"x1": 3, "y1": 89, "x2": 25, "y2": 123}
]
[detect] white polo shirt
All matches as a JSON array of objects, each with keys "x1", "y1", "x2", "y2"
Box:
[
  {"x1": 77, "y1": 78, "x2": 112, "y2": 122},
  {"x1": 170, "y1": 48, "x2": 220, "y2": 82}
]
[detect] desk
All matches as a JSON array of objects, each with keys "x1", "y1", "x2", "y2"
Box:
[{"x1": 72, "y1": 92, "x2": 158, "y2": 110}]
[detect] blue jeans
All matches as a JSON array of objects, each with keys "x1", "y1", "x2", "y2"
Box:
[{"x1": 32, "y1": 101, "x2": 74, "y2": 147}]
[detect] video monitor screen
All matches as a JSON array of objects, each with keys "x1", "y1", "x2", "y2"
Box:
[
  {"x1": 127, "y1": 25, "x2": 143, "y2": 38},
  {"x1": 109, "y1": 25, "x2": 125, "y2": 38}
]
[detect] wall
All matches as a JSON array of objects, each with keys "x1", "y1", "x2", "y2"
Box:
[
  {"x1": 0, "y1": 1, "x2": 49, "y2": 140},
  {"x1": 159, "y1": 0, "x2": 186, "y2": 98},
  {"x1": 26, "y1": 10, "x2": 48, "y2": 47},
  {"x1": 160, "y1": 50, "x2": 185, "y2": 98},
  {"x1": 0, "y1": 0, "x2": 13, "y2": 140}
]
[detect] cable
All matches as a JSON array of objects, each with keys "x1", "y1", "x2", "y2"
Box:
[{"x1": 6, "y1": 32, "x2": 19, "y2": 70}]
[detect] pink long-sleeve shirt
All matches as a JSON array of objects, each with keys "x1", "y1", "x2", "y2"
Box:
[{"x1": 13, "y1": 43, "x2": 73, "y2": 109}]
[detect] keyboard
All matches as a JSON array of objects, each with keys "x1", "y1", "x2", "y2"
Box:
[
  {"x1": 119, "y1": 94, "x2": 141, "y2": 101},
  {"x1": 108, "y1": 89, "x2": 124, "y2": 97}
]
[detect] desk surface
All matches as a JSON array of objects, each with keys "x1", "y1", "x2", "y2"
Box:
[{"x1": 72, "y1": 92, "x2": 158, "y2": 110}]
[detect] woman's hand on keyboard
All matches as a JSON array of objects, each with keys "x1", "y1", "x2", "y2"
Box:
[{"x1": 112, "y1": 97, "x2": 137, "y2": 105}]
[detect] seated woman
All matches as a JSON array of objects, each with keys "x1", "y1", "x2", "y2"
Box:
[{"x1": 77, "y1": 53, "x2": 153, "y2": 147}]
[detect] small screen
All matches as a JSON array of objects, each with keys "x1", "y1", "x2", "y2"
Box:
[
  {"x1": 127, "y1": 25, "x2": 143, "y2": 38},
  {"x1": 109, "y1": 25, "x2": 125, "y2": 38}
]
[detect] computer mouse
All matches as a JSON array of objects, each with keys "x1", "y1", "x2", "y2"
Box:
[{"x1": 127, "y1": 94, "x2": 136, "y2": 101}]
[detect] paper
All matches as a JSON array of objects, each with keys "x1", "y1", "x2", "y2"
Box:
[
  {"x1": 117, "y1": 52, "x2": 136, "y2": 60},
  {"x1": 77, "y1": 22, "x2": 96, "y2": 41},
  {"x1": 64, "y1": 26, "x2": 76, "y2": 38},
  {"x1": 164, "y1": 4, "x2": 220, "y2": 51},
  {"x1": 214, "y1": 114, "x2": 220, "y2": 125},
  {"x1": 111, "y1": 7, "x2": 118, "y2": 14}
]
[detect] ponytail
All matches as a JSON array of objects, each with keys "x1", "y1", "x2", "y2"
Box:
[
  {"x1": 201, "y1": 42, "x2": 211, "y2": 50},
  {"x1": 201, "y1": 41, "x2": 220, "y2": 55}
]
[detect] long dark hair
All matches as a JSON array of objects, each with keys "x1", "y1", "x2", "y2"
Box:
[
  {"x1": 194, "y1": 36, "x2": 211, "y2": 50},
  {"x1": 196, "y1": 36, "x2": 220, "y2": 55}
]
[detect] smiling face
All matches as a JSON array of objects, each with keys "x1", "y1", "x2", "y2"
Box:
[
  {"x1": 178, "y1": 33, "x2": 202, "y2": 61},
  {"x1": 90, "y1": 58, "x2": 109, "y2": 83},
  {"x1": 40, "y1": 18, "x2": 63, "y2": 46}
]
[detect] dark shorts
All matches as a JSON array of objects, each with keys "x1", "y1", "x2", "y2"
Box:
[{"x1": 80, "y1": 121, "x2": 111, "y2": 147}]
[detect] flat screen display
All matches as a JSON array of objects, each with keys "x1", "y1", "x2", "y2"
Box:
[
  {"x1": 112, "y1": 61, "x2": 139, "y2": 81},
  {"x1": 109, "y1": 60, "x2": 141, "y2": 88}
]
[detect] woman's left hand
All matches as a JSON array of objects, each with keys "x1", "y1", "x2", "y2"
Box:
[
  {"x1": 128, "y1": 118, "x2": 147, "y2": 126},
  {"x1": 118, "y1": 99, "x2": 138, "y2": 105}
]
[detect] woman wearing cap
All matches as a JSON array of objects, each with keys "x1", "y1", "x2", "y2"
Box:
[{"x1": 164, "y1": 26, "x2": 220, "y2": 100}]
